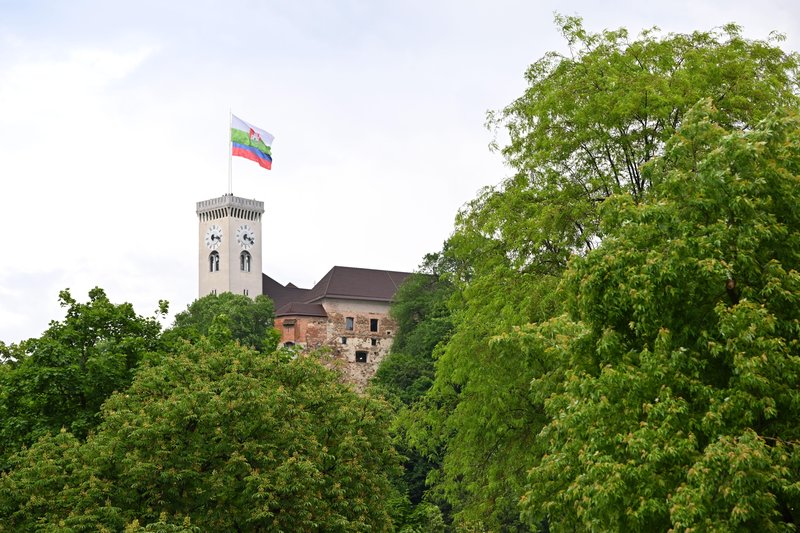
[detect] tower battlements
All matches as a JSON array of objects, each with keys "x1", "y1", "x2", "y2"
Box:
[{"x1": 197, "y1": 194, "x2": 264, "y2": 222}]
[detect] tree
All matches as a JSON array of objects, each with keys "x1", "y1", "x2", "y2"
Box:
[
  {"x1": 517, "y1": 103, "x2": 800, "y2": 530},
  {"x1": 370, "y1": 253, "x2": 456, "y2": 530},
  {"x1": 410, "y1": 16, "x2": 800, "y2": 529},
  {"x1": 486, "y1": 15, "x2": 799, "y2": 268},
  {"x1": 0, "y1": 288, "x2": 165, "y2": 468},
  {"x1": 373, "y1": 252, "x2": 455, "y2": 406},
  {"x1": 165, "y1": 292, "x2": 278, "y2": 353},
  {"x1": 0, "y1": 340, "x2": 402, "y2": 531}
]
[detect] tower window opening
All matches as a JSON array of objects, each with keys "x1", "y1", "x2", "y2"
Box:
[
  {"x1": 345, "y1": 317, "x2": 354, "y2": 331},
  {"x1": 370, "y1": 319, "x2": 379, "y2": 332},
  {"x1": 356, "y1": 351, "x2": 368, "y2": 363},
  {"x1": 209, "y1": 251, "x2": 220, "y2": 272},
  {"x1": 240, "y1": 251, "x2": 252, "y2": 272}
]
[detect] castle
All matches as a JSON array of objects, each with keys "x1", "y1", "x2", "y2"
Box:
[{"x1": 197, "y1": 194, "x2": 410, "y2": 388}]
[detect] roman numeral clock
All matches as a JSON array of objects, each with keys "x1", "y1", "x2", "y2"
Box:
[{"x1": 197, "y1": 195, "x2": 264, "y2": 298}]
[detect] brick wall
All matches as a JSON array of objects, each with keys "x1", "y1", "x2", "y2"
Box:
[{"x1": 276, "y1": 316, "x2": 327, "y2": 348}]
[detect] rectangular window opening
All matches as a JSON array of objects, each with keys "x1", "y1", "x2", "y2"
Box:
[
  {"x1": 370, "y1": 319, "x2": 379, "y2": 332},
  {"x1": 341, "y1": 337, "x2": 347, "y2": 345},
  {"x1": 345, "y1": 317, "x2": 354, "y2": 331},
  {"x1": 371, "y1": 338, "x2": 378, "y2": 346},
  {"x1": 356, "y1": 351, "x2": 368, "y2": 363}
]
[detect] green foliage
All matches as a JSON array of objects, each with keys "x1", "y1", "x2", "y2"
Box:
[
  {"x1": 0, "y1": 288, "x2": 164, "y2": 468},
  {"x1": 371, "y1": 253, "x2": 457, "y2": 529},
  {"x1": 374, "y1": 252, "x2": 455, "y2": 406},
  {"x1": 519, "y1": 105, "x2": 800, "y2": 531},
  {"x1": 390, "y1": 253, "x2": 456, "y2": 360},
  {"x1": 0, "y1": 340, "x2": 401, "y2": 531},
  {"x1": 408, "y1": 15, "x2": 800, "y2": 530},
  {"x1": 166, "y1": 292, "x2": 279, "y2": 353},
  {"x1": 488, "y1": 15, "x2": 799, "y2": 265}
]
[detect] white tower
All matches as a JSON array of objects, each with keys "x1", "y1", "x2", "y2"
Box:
[{"x1": 197, "y1": 194, "x2": 264, "y2": 298}]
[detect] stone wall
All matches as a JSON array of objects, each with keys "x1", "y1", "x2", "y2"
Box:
[
  {"x1": 322, "y1": 298, "x2": 397, "y2": 391},
  {"x1": 274, "y1": 298, "x2": 399, "y2": 391}
]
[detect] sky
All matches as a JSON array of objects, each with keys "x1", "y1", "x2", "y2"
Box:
[{"x1": 1, "y1": 0, "x2": 799, "y2": 343}]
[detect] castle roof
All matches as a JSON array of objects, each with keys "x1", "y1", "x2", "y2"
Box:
[
  {"x1": 262, "y1": 273, "x2": 311, "y2": 310},
  {"x1": 305, "y1": 266, "x2": 411, "y2": 303},
  {"x1": 274, "y1": 302, "x2": 327, "y2": 318},
  {"x1": 263, "y1": 266, "x2": 411, "y2": 314}
]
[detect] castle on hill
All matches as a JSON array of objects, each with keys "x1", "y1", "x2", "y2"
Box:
[{"x1": 197, "y1": 193, "x2": 410, "y2": 388}]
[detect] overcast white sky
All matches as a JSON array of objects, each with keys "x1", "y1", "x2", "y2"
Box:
[{"x1": 1, "y1": 0, "x2": 798, "y2": 343}]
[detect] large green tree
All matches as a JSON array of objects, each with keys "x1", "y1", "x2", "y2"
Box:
[
  {"x1": 0, "y1": 340, "x2": 401, "y2": 531},
  {"x1": 165, "y1": 292, "x2": 278, "y2": 353},
  {"x1": 408, "y1": 17, "x2": 800, "y2": 529},
  {"x1": 517, "y1": 103, "x2": 800, "y2": 531},
  {"x1": 0, "y1": 288, "x2": 165, "y2": 469},
  {"x1": 487, "y1": 15, "x2": 799, "y2": 266}
]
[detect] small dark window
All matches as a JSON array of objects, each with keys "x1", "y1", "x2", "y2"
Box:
[
  {"x1": 370, "y1": 319, "x2": 379, "y2": 332},
  {"x1": 240, "y1": 251, "x2": 252, "y2": 272},
  {"x1": 345, "y1": 317, "x2": 354, "y2": 331},
  {"x1": 243, "y1": 288, "x2": 249, "y2": 296},
  {"x1": 209, "y1": 251, "x2": 220, "y2": 272},
  {"x1": 371, "y1": 338, "x2": 378, "y2": 346},
  {"x1": 341, "y1": 337, "x2": 347, "y2": 345},
  {"x1": 284, "y1": 341, "x2": 295, "y2": 347},
  {"x1": 355, "y1": 351, "x2": 368, "y2": 363}
]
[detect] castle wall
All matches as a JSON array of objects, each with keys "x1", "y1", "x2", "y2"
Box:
[
  {"x1": 277, "y1": 316, "x2": 328, "y2": 348},
  {"x1": 273, "y1": 298, "x2": 399, "y2": 391},
  {"x1": 321, "y1": 298, "x2": 398, "y2": 391}
]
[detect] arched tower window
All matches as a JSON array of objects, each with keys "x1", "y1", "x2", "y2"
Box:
[
  {"x1": 240, "y1": 251, "x2": 251, "y2": 272},
  {"x1": 209, "y1": 251, "x2": 220, "y2": 272}
]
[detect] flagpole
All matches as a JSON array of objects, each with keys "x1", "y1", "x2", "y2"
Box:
[{"x1": 227, "y1": 109, "x2": 233, "y2": 195}]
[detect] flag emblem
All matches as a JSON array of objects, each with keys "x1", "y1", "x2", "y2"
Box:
[{"x1": 231, "y1": 115, "x2": 274, "y2": 170}]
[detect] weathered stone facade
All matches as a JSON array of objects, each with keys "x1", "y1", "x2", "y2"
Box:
[
  {"x1": 266, "y1": 267, "x2": 410, "y2": 391},
  {"x1": 274, "y1": 298, "x2": 400, "y2": 391}
]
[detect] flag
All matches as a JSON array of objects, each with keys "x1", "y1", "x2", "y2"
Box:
[{"x1": 231, "y1": 114, "x2": 274, "y2": 170}]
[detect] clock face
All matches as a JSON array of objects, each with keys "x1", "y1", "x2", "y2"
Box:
[
  {"x1": 204, "y1": 224, "x2": 223, "y2": 249},
  {"x1": 236, "y1": 224, "x2": 256, "y2": 250}
]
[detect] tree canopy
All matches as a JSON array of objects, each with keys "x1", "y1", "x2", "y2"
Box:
[
  {"x1": 165, "y1": 292, "x2": 278, "y2": 353},
  {"x1": 395, "y1": 16, "x2": 800, "y2": 530},
  {"x1": 1, "y1": 339, "x2": 401, "y2": 531},
  {"x1": 517, "y1": 102, "x2": 800, "y2": 531},
  {"x1": 0, "y1": 288, "x2": 165, "y2": 469}
]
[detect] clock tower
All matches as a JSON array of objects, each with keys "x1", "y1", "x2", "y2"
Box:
[{"x1": 197, "y1": 194, "x2": 264, "y2": 298}]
